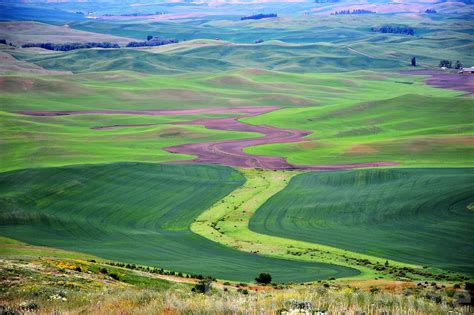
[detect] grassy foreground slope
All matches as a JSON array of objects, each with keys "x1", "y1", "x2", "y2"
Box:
[
  {"x1": 2, "y1": 253, "x2": 466, "y2": 315},
  {"x1": 0, "y1": 163, "x2": 357, "y2": 282},
  {"x1": 249, "y1": 168, "x2": 474, "y2": 274}
]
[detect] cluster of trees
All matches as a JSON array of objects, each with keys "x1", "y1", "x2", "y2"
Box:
[
  {"x1": 241, "y1": 13, "x2": 277, "y2": 21},
  {"x1": 21, "y1": 35, "x2": 179, "y2": 51},
  {"x1": 315, "y1": 0, "x2": 339, "y2": 3},
  {"x1": 371, "y1": 24, "x2": 415, "y2": 35},
  {"x1": 439, "y1": 59, "x2": 463, "y2": 69},
  {"x1": 21, "y1": 42, "x2": 119, "y2": 51},
  {"x1": 0, "y1": 39, "x2": 16, "y2": 47},
  {"x1": 332, "y1": 9, "x2": 375, "y2": 15},
  {"x1": 126, "y1": 36, "x2": 178, "y2": 48},
  {"x1": 425, "y1": 9, "x2": 437, "y2": 14}
]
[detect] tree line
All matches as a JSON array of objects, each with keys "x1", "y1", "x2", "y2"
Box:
[
  {"x1": 332, "y1": 9, "x2": 375, "y2": 15},
  {"x1": 371, "y1": 24, "x2": 415, "y2": 35},
  {"x1": 241, "y1": 13, "x2": 277, "y2": 20},
  {"x1": 21, "y1": 36, "x2": 179, "y2": 51},
  {"x1": 126, "y1": 36, "x2": 178, "y2": 48},
  {"x1": 22, "y1": 42, "x2": 120, "y2": 51}
]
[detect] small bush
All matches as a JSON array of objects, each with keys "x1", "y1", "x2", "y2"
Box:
[
  {"x1": 192, "y1": 278, "x2": 212, "y2": 294},
  {"x1": 255, "y1": 273, "x2": 272, "y2": 284},
  {"x1": 238, "y1": 288, "x2": 249, "y2": 295},
  {"x1": 109, "y1": 273, "x2": 120, "y2": 281}
]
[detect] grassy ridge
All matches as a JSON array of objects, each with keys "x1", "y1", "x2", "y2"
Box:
[
  {"x1": 249, "y1": 168, "x2": 474, "y2": 274},
  {"x1": 7, "y1": 13, "x2": 473, "y2": 74},
  {"x1": 0, "y1": 163, "x2": 357, "y2": 282},
  {"x1": 11, "y1": 43, "x2": 404, "y2": 74},
  {"x1": 67, "y1": 14, "x2": 473, "y2": 70}
]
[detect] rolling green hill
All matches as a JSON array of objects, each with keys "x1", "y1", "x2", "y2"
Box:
[
  {"x1": 0, "y1": 69, "x2": 469, "y2": 171},
  {"x1": 249, "y1": 168, "x2": 474, "y2": 273},
  {"x1": 67, "y1": 14, "x2": 473, "y2": 70},
  {"x1": 12, "y1": 48, "x2": 235, "y2": 74},
  {"x1": 0, "y1": 21, "x2": 133, "y2": 46},
  {"x1": 0, "y1": 163, "x2": 358, "y2": 282},
  {"x1": 244, "y1": 94, "x2": 473, "y2": 168},
  {"x1": 0, "y1": 6, "x2": 472, "y2": 291}
]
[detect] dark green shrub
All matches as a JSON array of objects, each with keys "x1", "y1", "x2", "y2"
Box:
[{"x1": 255, "y1": 273, "x2": 272, "y2": 284}]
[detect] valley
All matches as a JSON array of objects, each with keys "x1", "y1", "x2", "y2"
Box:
[{"x1": 0, "y1": 0, "x2": 473, "y2": 313}]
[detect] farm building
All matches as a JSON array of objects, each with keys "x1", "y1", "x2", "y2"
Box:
[{"x1": 459, "y1": 67, "x2": 474, "y2": 74}]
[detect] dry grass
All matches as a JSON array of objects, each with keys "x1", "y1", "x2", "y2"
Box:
[
  {"x1": 1, "y1": 258, "x2": 472, "y2": 315},
  {"x1": 4, "y1": 285, "x2": 472, "y2": 314}
]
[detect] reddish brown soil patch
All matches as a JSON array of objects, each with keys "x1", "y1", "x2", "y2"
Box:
[
  {"x1": 406, "y1": 70, "x2": 474, "y2": 96},
  {"x1": 0, "y1": 77, "x2": 33, "y2": 91},
  {"x1": 346, "y1": 144, "x2": 378, "y2": 155},
  {"x1": 22, "y1": 106, "x2": 399, "y2": 170},
  {"x1": 298, "y1": 141, "x2": 320, "y2": 149}
]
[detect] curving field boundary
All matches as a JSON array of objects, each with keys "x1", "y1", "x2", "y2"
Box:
[{"x1": 191, "y1": 168, "x2": 420, "y2": 280}]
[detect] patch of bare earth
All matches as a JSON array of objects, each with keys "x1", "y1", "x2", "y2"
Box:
[
  {"x1": 405, "y1": 69, "x2": 474, "y2": 96},
  {"x1": 346, "y1": 144, "x2": 379, "y2": 155}
]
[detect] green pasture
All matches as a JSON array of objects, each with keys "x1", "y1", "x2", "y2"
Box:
[
  {"x1": 249, "y1": 168, "x2": 474, "y2": 274},
  {"x1": 192, "y1": 168, "x2": 425, "y2": 281},
  {"x1": 244, "y1": 94, "x2": 473, "y2": 168},
  {"x1": 1, "y1": 69, "x2": 471, "y2": 170},
  {"x1": 0, "y1": 111, "x2": 261, "y2": 172},
  {"x1": 0, "y1": 163, "x2": 358, "y2": 282}
]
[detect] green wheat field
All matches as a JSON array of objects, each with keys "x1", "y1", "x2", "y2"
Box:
[{"x1": 0, "y1": 0, "x2": 473, "y2": 313}]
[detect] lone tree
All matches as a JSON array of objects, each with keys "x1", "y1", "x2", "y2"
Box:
[
  {"x1": 454, "y1": 60, "x2": 463, "y2": 70},
  {"x1": 411, "y1": 56, "x2": 417, "y2": 67},
  {"x1": 192, "y1": 277, "x2": 213, "y2": 293},
  {"x1": 255, "y1": 272, "x2": 272, "y2": 284},
  {"x1": 147, "y1": 35, "x2": 153, "y2": 41},
  {"x1": 439, "y1": 60, "x2": 452, "y2": 68}
]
